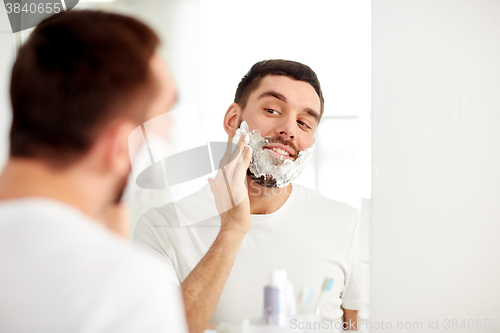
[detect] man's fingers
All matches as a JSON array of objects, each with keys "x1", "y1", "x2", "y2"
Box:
[
  {"x1": 243, "y1": 144, "x2": 252, "y2": 167},
  {"x1": 222, "y1": 133, "x2": 247, "y2": 177},
  {"x1": 235, "y1": 145, "x2": 252, "y2": 184},
  {"x1": 219, "y1": 133, "x2": 244, "y2": 170},
  {"x1": 227, "y1": 132, "x2": 246, "y2": 168},
  {"x1": 237, "y1": 132, "x2": 246, "y2": 149},
  {"x1": 210, "y1": 133, "x2": 251, "y2": 211}
]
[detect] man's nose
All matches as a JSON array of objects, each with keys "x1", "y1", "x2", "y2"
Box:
[{"x1": 277, "y1": 116, "x2": 296, "y2": 139}]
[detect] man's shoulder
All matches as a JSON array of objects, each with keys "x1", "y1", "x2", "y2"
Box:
[
  {"x1": 291, "y1": 184, "x2": 359, "y2": 237},
  {"x1": 0, "y1": 200, "x2": 186, "y2": 333},
  {"x1": 293, "y1": 183, "x2": 359, "y2": 216},
  {"x1": 139, "y1": 183, "x2": 220, "y2": 228},
  {"x1": 0, "y1": 197, "x2": 179, "y2": 299}
]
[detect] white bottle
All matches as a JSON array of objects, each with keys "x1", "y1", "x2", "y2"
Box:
[{"x1": 263, "y1": 270, "x2": 289, "y2": 326}]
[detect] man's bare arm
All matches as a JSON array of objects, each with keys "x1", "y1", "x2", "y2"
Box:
[
  {"x1": 343, "y1": 309, "x2": 358, "y2": 330},
  {"x1": 181, "y1": 134, "x2": 252, "y2": 333},
  {"x1": 181, "y1": 227, "x2": 246, "y2": 333}
]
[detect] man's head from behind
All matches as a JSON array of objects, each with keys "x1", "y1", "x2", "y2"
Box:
[
  {"x1": 8, "y1": 10, "x2": 175, "y2": 206},
  {"x1": 224, "y1": 59, "x2": 324, "y2": 187}
]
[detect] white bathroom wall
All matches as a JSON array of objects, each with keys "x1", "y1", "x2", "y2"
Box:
[
  {"x1": 0, "y1": 6, "x2": 15, "y2": 172},
  {"x1": 372, "y1": 1, "x2": 500, "y2": 331}
]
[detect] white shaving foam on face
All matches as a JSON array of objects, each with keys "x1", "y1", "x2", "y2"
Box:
[{"x1": 232, "y1": 121, "x2": 314, "y2": 188}]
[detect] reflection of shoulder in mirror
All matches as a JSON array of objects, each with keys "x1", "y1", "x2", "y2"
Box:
[
  {"x1": 294, "y1": 184, "x2": 359, "y2": 229},
  {"x1": 141, "y1": 184, "x2": 220, "y2": 229}
]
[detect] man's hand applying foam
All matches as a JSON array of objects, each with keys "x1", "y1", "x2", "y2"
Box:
[
  {"x1": 208, "y1": 132, "x2": 252, "y2": 234},
  {"x1": 182, "y1": 133, "x2": 253, "y2": 333}
]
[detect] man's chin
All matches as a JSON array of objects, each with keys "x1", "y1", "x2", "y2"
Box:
[
  {"x1": 113, "y1": 175, "x2": 129, "y2": 204},
  {"x1": 246, "y1": 169, "x2": 278, "y2": 188}
]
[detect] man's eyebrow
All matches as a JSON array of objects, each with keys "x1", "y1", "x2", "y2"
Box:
[
  {"x1": 304, "y1": 108, "x2": 321, "y2": 123},
  {"x1": 257, "y1": 90, "x2": 287, "y2": 103}
]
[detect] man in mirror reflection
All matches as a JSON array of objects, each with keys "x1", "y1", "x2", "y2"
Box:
[{"x1": 135, "y1": 60, "x2": 361, "y2": 332}]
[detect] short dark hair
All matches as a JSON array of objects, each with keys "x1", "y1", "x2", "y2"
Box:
[
  {"x1": 234, "y1": 59, "x2": 324, "y2": 118},
  {"x1": 9, "y1": 10, "x2": 160, "y2": 166}
]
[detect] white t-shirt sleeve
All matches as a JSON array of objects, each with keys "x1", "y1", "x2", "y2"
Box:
[
  {"x1": 133, "y1": 211, "x2": 181, "y2": 285},
  {"x1": 96, "y1": 261, "x2": 188, "y2": 333},
  {"x1": 340, "y1": 210, "x2": 361, "y2": 310},
  {"x1": 131, "y1": 266, "x2": 188, "y2": 333},
  {"x1": 145, "y1": 279, "x2": 188, "y2": 333}
]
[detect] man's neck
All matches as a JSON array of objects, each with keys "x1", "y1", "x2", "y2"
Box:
[
  {"x1": 246, "y1": 175, "x2": 292, "y2": 215},
  {"x1": 0, "y1": 158, "x2": 108, "y2": 220}
]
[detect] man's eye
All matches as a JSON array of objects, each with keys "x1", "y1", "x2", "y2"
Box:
[
  {"x1": 266, "y1": 109, "x2": 279, "y2": 115},
  {"x1": 298, "y1": 120, "x2": 310, "y2": 128}
]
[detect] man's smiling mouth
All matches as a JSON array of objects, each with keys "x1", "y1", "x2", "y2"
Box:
[{"x1": 263, "y1": 145, "x2": 295, "y2": 161}]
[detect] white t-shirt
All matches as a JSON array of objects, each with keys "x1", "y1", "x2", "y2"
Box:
[
  {"x1": 134, "y1": 183, "x2": 360, "y2": 326},
  {"x1": 0, "y1": 198, "x2": 188, "y2": 333}
]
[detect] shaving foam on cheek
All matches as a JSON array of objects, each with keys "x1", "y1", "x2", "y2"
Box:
[
  {"x1": 231, "y1": 122, "x2": 252, "y2": 163},
  {"x1": 233, "y1": 121, "x2": 314, "y2": 188},
  {"x1": 231, "y1": 122, "x2": 251, "y2": 149}
]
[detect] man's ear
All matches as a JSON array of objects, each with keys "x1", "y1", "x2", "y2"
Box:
[
  {"x1": 223, "y1": 103, "x2": 241, "y2": 137},
  {"x1": 100, "y1": 120, "x2": 136, "y2": 177}
]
